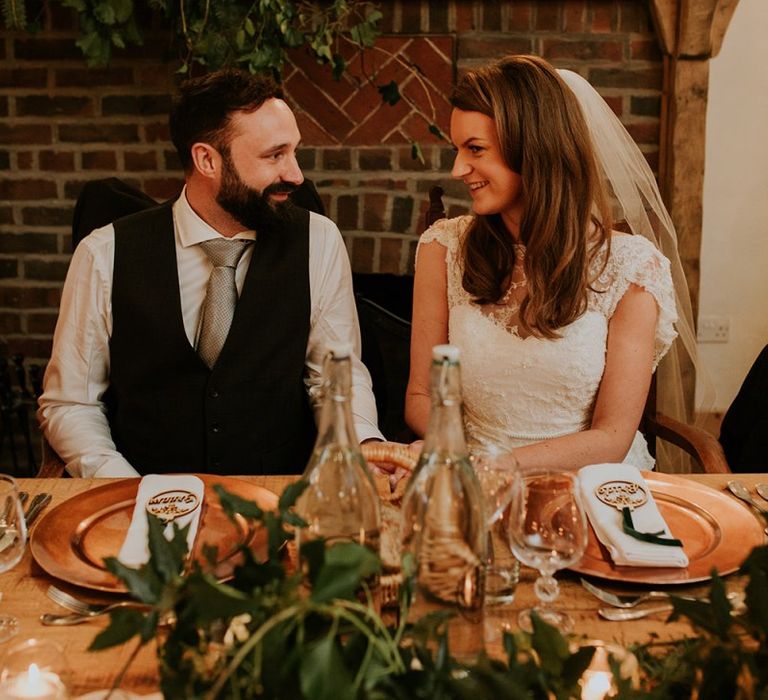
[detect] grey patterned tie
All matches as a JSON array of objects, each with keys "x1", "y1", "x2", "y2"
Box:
[{"x1": 197, "y1": 238, "x2": 253, "y2": 369}]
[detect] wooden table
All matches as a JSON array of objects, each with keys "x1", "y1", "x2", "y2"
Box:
[{"x1": 3, "y1": 474, "x2": 764, "y2": 697}]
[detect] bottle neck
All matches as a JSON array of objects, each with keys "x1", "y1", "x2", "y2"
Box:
[
  {"x1": 314, "y1": 354, "x2": 359, "y2": 448},
  {"x1": 421, "y1": 360, "x2": 467, "y2": 455}
]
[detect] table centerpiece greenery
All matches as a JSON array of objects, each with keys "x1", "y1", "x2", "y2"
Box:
[{"x1": 90, "y1": 481, "x2": 768, "y2": 699}]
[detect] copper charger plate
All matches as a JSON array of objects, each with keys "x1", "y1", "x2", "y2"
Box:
[
  {"x1": 30, "y1": 474, "x2": 278, "y2": 593},
  {"x1": 571, "y1": 471, "x2": 765, "y2": 584}
]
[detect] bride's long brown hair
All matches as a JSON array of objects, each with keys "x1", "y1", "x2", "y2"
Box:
[{"x1": 451, "y1": 55, "x2": 612, "y2": 338}]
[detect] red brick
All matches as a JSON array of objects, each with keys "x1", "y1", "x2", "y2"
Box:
[
  {"x1": 365, "y1": 179, "x2": 408, "y2": 188},
  {"x1": 145, "y1": 123, "x2": 171, "y2": 142},
  {"x1": 0, "y1": 259, "x2": 18, "y2": 278},
  {"x1": 619, "y1": 1, "x2": 651, "y2": 33},
  {"x1": 406, "y1": 239, "x2": 417, "y2": 271},
  {"x1": 564, "y1": 0, "x2": 586, "y2": 31},
  {"x1": 143, "y1": 178, "x2": 183, "y2": 200},
  {"x1": 102, "y1": 94, "x2": 171, "y2": 116},
  {"x1": 589, "y1": 67, "x2": 662, "y2": 90},
  {"x1": 0, "y1": 286, "x2": 61, "y2": 308},
  {"x1": 509, "y1": 1, "x2": 533, "y2": 30},
  {"x1": 39, "y1": 150, "x2": 75, "y2": 171},
  {"x1": 642, "y1": 149, "x2": 659, "y2": 173},
  {"x1": 363, "y1": 193, "x2": 388, "y2": 231},
  {"x1": 535, "y1": 3, "x2": 561, "y2": 31},
  {"x1": 626, "y1": 121, "x2": 659, "y2": 144},
  {"x1": 287, "y1": 48, "x2": 357, "y2": 106},
  {"x1": 82, "y1": 151, "x2": 118, "y2": 170},
  {"x1": 0, "y1": 68, "x2": 47, "y2": 88},
  {"x1": 400, "y1": 1, "x2": 422, "y2": 32},
  {"x1": 590, "y1": 3, "x2": 616, "y2": 33},
  {"x1": 0, "y1": 124, "x2": 52, "y2": 145},
  {"x1": 343, "y1": 58, "x2": 413, "y2": 123},
  {"x1": 458, "y1": 36, "x2": 532, "y2": 59},
  {"x1": 124, "y1": 151, "x2": 158, "y2": 170},
  {"x1": 0, "y1": 179, "x2": 57, "y2": 199},
  {"x1": 402, "y1": 38, "x2": 454, "y2": 94},
  {"x1": 379, "y1": 237, "x2": 404, "y2": 272},
  {"x1": 603, "y1": 95, "x2": 623, "y2": 117},
  {"x1": 293, "y1": 110, "x2": 337, "y2": 146},
  {"x1": 336, "y1": 194, "x2": 359, "y2": 229},
  {"x1": 427, "y1": 3, "x2": 449, "y2": 32},
  {"x1": 631, "y1": 40, "x2": 662, "y2": 62},
  {"x1": 17, "y1": 152, "x2": 33, "y2": 169},
  {"x1": 1, "y1": 338, "x2": 53, "y2": 360},
  {"x1": 15, "y1": 38, "x2": 83, "y2": 61},
  {"x1": 284, "y1": 71, "x2": 356, "y2": 141},
  {"x1": 543, "y1": 39, "x2": 623, "y2": 62},
  {"x1": 482, "y1": 2, "x2": 502, "y2": 30},
  {"x1": 59, "y1": 124, "x2": 138, "y2": 143},
  {"x1": 351, "y1": 236, "x2": 375, "y2": 271},
  {"x1": 401, "y1": 79, "x2": 451, "y2": 134},
  {"x1": 391, "y1": 196, "x2": 414, "y2": 233},
  {"x1": 0, "y1": 233, "x2": 58, "y2": 254},
  {"x1": 55, "y1": 68, "x2": 134, "y2": 87},
  {"x1": 0, "y1": 208, "x2": 14, "y2": 225},
  {"x1": 0, "y1": 313, "x2": 21, "y2": 334},
  {"x1": 17, "y1": 96, "x2": 91, "y2": 118},
  {"x1": 346, "y1": 99, "x2": 411, "y2": 144},
  {"x1": 454, "y1": 0, "x2": 476, "y2": 31},
  {"x1": 401, "y1": 111, "x2": 445, "y2": 145},
  {"x1": 24, "y1": 259, "x2": 69, "y2": 282},
  {"x1": 135, "y1": 65, "x2": 178, "y2": 88},
  {"x1": 382, "y1": 129, "x2": 408, "y2": 145},
  {"x1": 26, "y1": 312, "x2": 59, "y2": 334},
  {"x1": 47, "y1": 2, "x2": 77, "y2": 30},
  {"x1": 21, "y1": 207, "x2": 71, "y2": 226}
]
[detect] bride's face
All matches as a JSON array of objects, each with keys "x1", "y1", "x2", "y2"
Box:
[{"x1": 450, "y1": 108, "x2": 523, "y2": 232}]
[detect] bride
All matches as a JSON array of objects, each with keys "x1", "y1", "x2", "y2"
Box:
[{"x1": 405, "y1": 55, "x2": 693, "y2": 472}]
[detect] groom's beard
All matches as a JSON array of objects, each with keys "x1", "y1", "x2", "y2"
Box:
[{"x1": 216, "y1": 155, "x2": 299, "y2": 231}]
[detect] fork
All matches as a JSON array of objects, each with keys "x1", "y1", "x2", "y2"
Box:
[
  {"x1": 580, "y1": 578, "x2": 675, "y2": 608},
  {"x1": 46, "y1": 585, "x2": 146, "y2": 616}
]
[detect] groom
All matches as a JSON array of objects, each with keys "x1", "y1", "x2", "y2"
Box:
[{"x1": 38, "y1": 69, "x2": 383, "y2": 477}]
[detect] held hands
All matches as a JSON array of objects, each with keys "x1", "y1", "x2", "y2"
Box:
[{"x1": 361, "y1": 440, "x2": 422, "y2": 490}]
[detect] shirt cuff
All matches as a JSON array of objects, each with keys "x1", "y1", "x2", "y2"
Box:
[{"x1": 69, "y1": 454, "x2": 141, "y2": 478}]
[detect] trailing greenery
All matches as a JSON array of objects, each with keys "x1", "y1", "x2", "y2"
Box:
[
  {"x1": 89, "y1": 482, "x2": 768, "y2": 698},
  {"x1": 2, "y1": 0, "x2": 445, "y2": 155}
]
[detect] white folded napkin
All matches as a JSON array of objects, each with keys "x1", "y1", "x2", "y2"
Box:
[
  {"x1": 578, "y1": 463, "x2": 688, "y2": 568},
  {"x1": 117, "y1": 474, "x2": 205, "y2": 568}
]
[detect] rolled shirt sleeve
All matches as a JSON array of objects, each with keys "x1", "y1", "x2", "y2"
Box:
[
  {"x1": 37, "y1": 225, "x2": 139, "y2": 478},
  {"x1": 305, "y1": 213, "x2": 384, "y2": 443}
]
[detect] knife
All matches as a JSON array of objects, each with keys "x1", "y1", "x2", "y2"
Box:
[{"x1": 24, "y1": 493, "x2": 52, "y2": 526}]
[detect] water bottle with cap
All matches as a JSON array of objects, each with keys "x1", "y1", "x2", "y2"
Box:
[
  {"x1": 295, "y1": 342, "x2": 381, "y2": 574},
  {"x1": 401, "y1": 344, "x2": 487, "y2": 658}
]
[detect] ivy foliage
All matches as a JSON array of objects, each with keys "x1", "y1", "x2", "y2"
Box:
[{"x1": 3, "y1": 0, "x2": 382, "y2": 78}]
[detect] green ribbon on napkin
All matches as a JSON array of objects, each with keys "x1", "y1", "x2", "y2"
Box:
[{"x1": 621, "y1": 506, "x2": 683, "y2": 547}]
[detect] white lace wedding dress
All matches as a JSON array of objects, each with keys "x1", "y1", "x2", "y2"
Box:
[{"x1": 419, "y1": 216, "x2": 678, "y2": 470}]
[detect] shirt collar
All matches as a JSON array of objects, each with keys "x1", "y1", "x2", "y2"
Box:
[{"x1": 174, "y1": 186, "x2": 257, "y2": 248}]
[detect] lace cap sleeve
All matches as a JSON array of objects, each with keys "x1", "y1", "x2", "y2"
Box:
[
  {"x1": 592, "y1": 235, "x2": 678, "y2": 369},
  {"x1": 416, "y1": 216, "x2": 473, "y2": 308}
]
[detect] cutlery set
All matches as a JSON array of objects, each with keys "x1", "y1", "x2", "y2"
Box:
[
  {"x1": 581, "y1": 578, "x2": 744, "y2": 621},
  {"x1": 40, "y1": 585, "x2": 149, "y2": 626},
  {"x1": 0, "y1": 491, "x2": 52, "y2": 553}
]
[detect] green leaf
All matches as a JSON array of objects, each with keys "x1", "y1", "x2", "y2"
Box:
[
  {"x1": 378, "y1": 80, "x2": 401, "y2": 106},
  {"x1": 410, "y1": 141, "x2": 424, "y2": 164},
  {"x1": 561, "y1": 645, "x2": 595, "y2": 688},
  {"x1": 299, "y1": 634, "x2": 355, "y2": 700},
  {"x1": 530, "y1": 612, "x2": 569, "y2": 675},
  {"x1": 184, "y1": 572, "x2": 259, "y2": 622},
  {"x1": 279, "y1": 479, "x2": 309, "y2": 512},
  {"x1": 310, "y1": 542, "x2": 380, "y2": 603},
  {"x1": 88, "y1": 608, "x2": 148, "y2": 651},
  {"x1": 104, "y1": 557, "x2": 163, "y2": 604},
  {"x1": 146, "y1": 514, "x2": 188, "y2": 583},
  {"x1": 216, "y1": 485, "x2": 265, "y2": 520},
  {"x1": 332, "y1": 54, "x2": 346, "y2": 81}
]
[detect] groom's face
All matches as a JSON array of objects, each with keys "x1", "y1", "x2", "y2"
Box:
[{"x1": 216, "y1": 99, "x2": 304, "y2": 229}]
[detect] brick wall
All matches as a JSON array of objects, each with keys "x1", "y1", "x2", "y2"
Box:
[{"x1": 0, "y1": 0, "x2": 662, "y2": 363}]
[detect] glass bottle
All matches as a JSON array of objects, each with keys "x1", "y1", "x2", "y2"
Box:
[
  {"x1": 401, "y1": 344, "x2": 487, "y2": 658},
  {"x1": 295, "y1": 341, "x2": 381, "y2": 563}
]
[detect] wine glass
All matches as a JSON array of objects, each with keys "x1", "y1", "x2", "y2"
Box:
[
  {"x1": 472, "y1": 450, "x2": 520, "y2": 605},
  {"x1": 507, "y1": 469, "x2": 587, "y2": 633},
  {"x1": 0, "y1": 475, "x2": 28, "y2": 642}
]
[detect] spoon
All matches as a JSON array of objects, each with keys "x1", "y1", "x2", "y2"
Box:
[
  {"x1": 727, "y1": 480, "x2": 767, "y2": 512},
  {"x1": 726, "y1": 481, "x2": 768, "y2": 535},
  {"x1": 756, "y1": 483, "x2": 768, "y2": 502}
]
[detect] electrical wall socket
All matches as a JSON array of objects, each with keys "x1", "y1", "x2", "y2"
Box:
[{"x1": 698, "y1": 315, "x2": 730, "y2": 343}]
